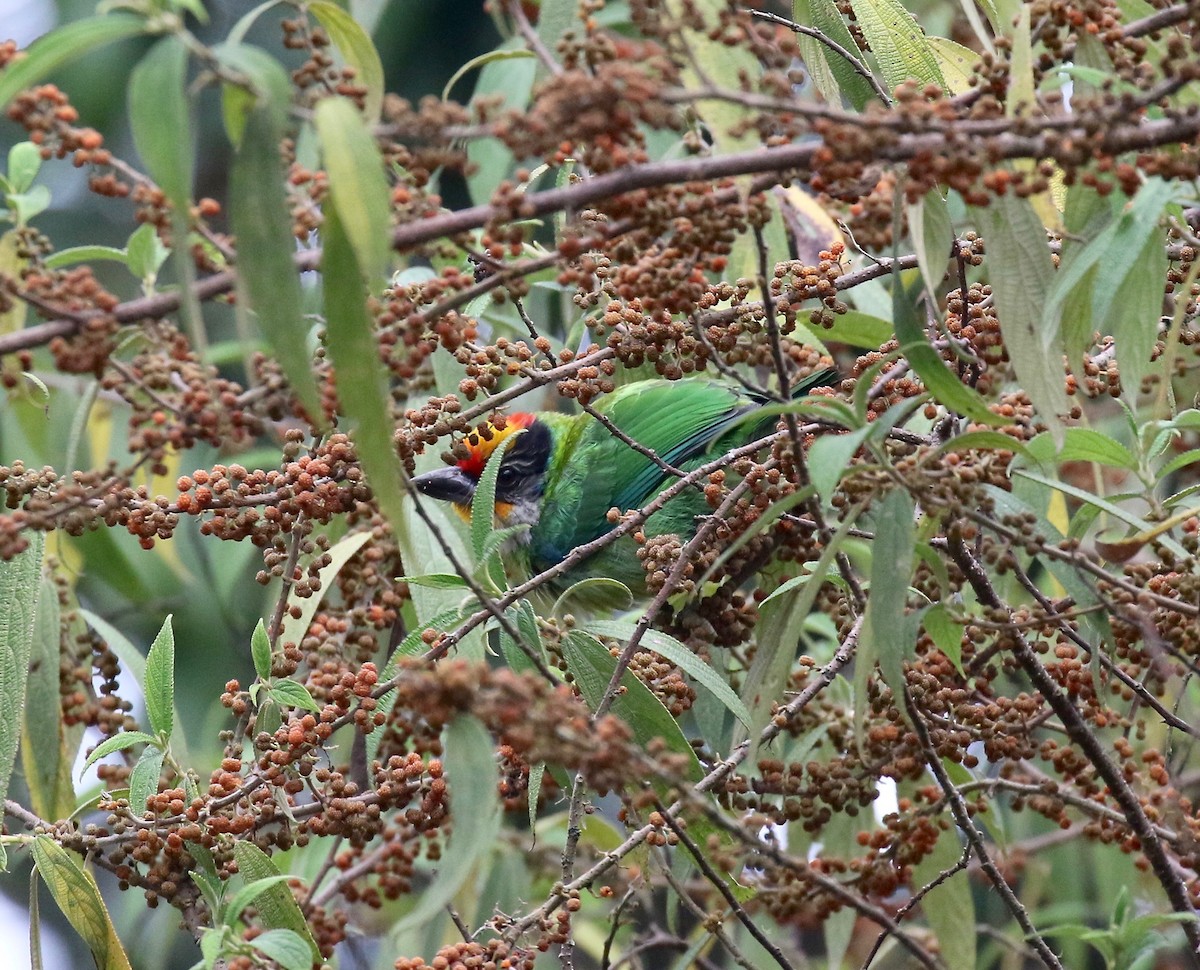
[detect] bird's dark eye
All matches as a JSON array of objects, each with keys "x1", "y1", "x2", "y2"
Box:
[{"x1": 497, "y1": 465, "x2": 519, "y2": 487}]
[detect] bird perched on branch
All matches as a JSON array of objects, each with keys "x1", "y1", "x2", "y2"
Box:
[{"x1": 412, "y1": 369, "x2": 839, "y2": 597}]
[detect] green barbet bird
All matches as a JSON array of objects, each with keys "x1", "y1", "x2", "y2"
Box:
[{"x1": 412, "y1": 369, "x2": 839, "y2": 595}]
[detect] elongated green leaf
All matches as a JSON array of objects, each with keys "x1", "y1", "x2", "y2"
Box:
[
  {"x1": 224, "y1": 874, "x2": 295, "y2": 924},
  {"x1": 923, "y1": 603, "x2": 964, "y2": 673},
  {"x1": 322, "y1": 205, "x2": 409, "y2": 533},
  {"x1": 856, "y1": 488, "x2": 916, "y2": 747},
  {"x1": 586, "y1": 619, "x2": 753, "y2": 730},
  {"x1": 1109, "y1": 210, "x2": 1168, "y2": 399},
  {"x1": 443, "y1": 48, "x2": 535, "y2": 102},
  {"x1": 977, "y1": 192, "x2": 1069, "y2": 440},
  {"x1": 1024, "y1": 428, "x2": 1138, "y2": 471},
  {"x1": 279, "y1": 531, "x2": 371, "y2": 649},
  {"x1": 250, "y1": 929, "x2": 314, "y2": 970},
  {"x1": 926, "y1": 36, "x2": 978, "y2": 94},
  {"x1": 314, "y1": 96, "x2": 392, "y2": 284},
  {"x1": 534, "y1": 0, "x2": 576, "y2": 79},
  {"x1": 229, "y1": 57, "x2": 327, "y2": 434},
  {"x1": 808, "y1": 425, "x2": 873, "y2": 505},
  {"x1": 824, "y1": 310, "x2": 894, "y2": 348},
  {"x1": 907, "y1": 189, "x2": 952, "y2": 300},
  {"x1": 848, "y1": 0, "x2": 946, "y2": 91},
  {"x1": 0, "y1": 531, "x2": 44, "y2": 847},
  {"x1": 499, "y1": 600, "x2": 544, "y2": 675},
  {"x1": 912, "y1": 824, "x2": 975, "y2": 968},
  {"x1": 129, "y1": 37, "x2": 193, "y2": 211},
  {"x1": 42, "y1": 245, "x2": 128, "y2": 270},
  {"x1": 213, "y1": 41, "x2": 292, "y2": 145},
  {"x1": 128, "y1": 745, "x2": 164, "y2": 814},
  {"x1": 308, "y1": 2, "x2": 385, "y2": 121},
  {"x1": 392, "y1": 715, "x2": 503, "y2": 933},
  {"x1": 563, "y1": 631, "x2": 704, "y2": 781},
  {"x1": 793, "y1": 0, "x2": 877, "y2": 108},
  {"x1": 30, "y1": 837, "x2": 133, "y2": 970},
  {"x1": 397, "y1": 572, "x2": 469, "y2": 590},
  {"x1": 231, "y1": 842, "x2": 320, "y2": 961},
  {"x1": 251, "y1": 618, "x2": 271, "y2": 682},
  {"x1": 0, "y1": 15, "x2": 146, "y2": 111},
  {"x1": 128, "y1": 35, "x2": 203, "y2": 348},
  {"x1": 144, "y1": 615, "x2": 175, "y2": 739},
  {"x1": 82, "y1": 731, "x2": 157, "y2": 772},
  {"x1": 268, "y1": 680, "x2": 321, "y2": 712},
  {"x1": 7, "y1": 141, "x2": 41, "y2": 193},
  {"x1": 1013, "y1": 469, "x2": 1189, "y2": 560},
  {"x1": 22, "y1": 571, "x2": 75, "y2": 821}
]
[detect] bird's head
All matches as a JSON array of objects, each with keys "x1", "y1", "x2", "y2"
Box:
[{"x1": 411, "y1": 414, "x2": 552, "y2": 530}]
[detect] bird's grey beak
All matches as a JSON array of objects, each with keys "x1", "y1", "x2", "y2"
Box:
[{"x1": 411, "y1": 466, "x2": 476, "y2": 505}]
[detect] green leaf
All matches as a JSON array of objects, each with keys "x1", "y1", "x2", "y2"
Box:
[
  {"x1": 229, "y1": 56, "x2": 327, "y2": 435},
  {"x1": 534, "y1": 0, "x2": 576, "y2": 79},
  {"x1": 249, "y1": 928, "x2": 314, "y2": 970},
  {"x1": 823, "y1": 309, "x2": 894, "y2": 348},
  {"x1": 977, "y1": 192, "x2": 1069, "y2": 440},
  {"x1": 442, "y1": 48, "x2": 535, "y2": 102},
  {"x1": 398, "y1": 572, "x2": 470, "y2": 590},
  {"x1": 857, "y1": 488, "x2": 916, "y2": 746},
  {"x1": 1110, "y1": 211, "x2": 1168, "y2": 399},
  {"x1": 231, "y1": 842, "x2": 320, "y2": 961},
  {"x1": 1023, "y1": 428, "x2": 1139, "y2": 471},
  {"x1": 908, "y1": 189, "x2": 953, "y2": 299},
  {"x1": 551, "y1": 577, "x2": 633, "y2": 615},
  {"x1": 792, "y1": 0, "x2": 877, "y2": 109},
  {"x1": 129, "y1": 36, "x2": 193, "y2": 213},
  {"x1": 912, "y1": 821, "x2": 974, "y2": 968},
  {"x1": 43, "y1": 245, "x2": 129, "y2": 270},
  {"x1": 586, "y1": 619, "x2": 754, "y2": 731},
  {"x1": 0, "y1": 15, "x2": 146, "y2": 112},
  {"x1": 1012, "y1": 469, "x2": 1189, "y2": 561},
  {"x1": 144, "y1": 615, "x2": 175, "y2": 739},
  {"x1": 923, "y1": 603, "x2": 964, "y2": 674},
  {"x1": 563, "y1": 631, "x2": 704, "y2": 781},
  {"x1": 0, "y1": 531, "x2": 44, "y2": 841},
  {"x1": 268, "y1": 680, "x2": 321, "y2": 713},
  {"x1": 278, "y1": 531, "x2": 371, "y2": 651},
  {"x1": 251, "y1": 618, "x2": 271, "y2": 682},
  {"x1": 7, "y1": 141, "x2": 42, "y2": 194},
  {"x1": 936, "y1": 429, "x2": 1028, "y2": 458},
  {"x1": 322, "y1": 204, "x2": 408, "y2": 531},
  {"x1": 128, "y1": 35, "x2": 202, "y2": 345},
  {"x1": 123, "y1": 224, "x2": 168, "y2": 283},
  {"x1": 499, "y1": 600, "x2": 544, "y2": 674},
  {"x1": 392, "y1": 715, "x2": 503, "y2": 933},
  {"x1": 314, "y1": 96, "x2": 392, "y2": 284},
  {"x1": 223, "y1": 874, "x2": 294, "y2": 924},
  {"x1": 82, "y1": 731, "x2": 158, "y2": 772},
  {"x1": 30, "y1": 836, "x2": 133, "y2": 970},
  {"x1": 848, "y1": 0, "x2": 947, "y2": 91},
  {"x1": 308, "y1": 2, "x2": 385, "y2": 121},
  {"x1": 808, "y1": 425, "x2": 873, "y2": 505},
  {"x1": 128, "y1": 745, "x2": 165, "y2": 814},
  {"x1": 22, "y1": 571, "x2": 76, "y2": 821},
  {"x1": 927, "y1": 36, "x2": 978, "y2": 94},
  {"x1": 213, "y1": 41, "x2": 292, "y2": 146}
]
